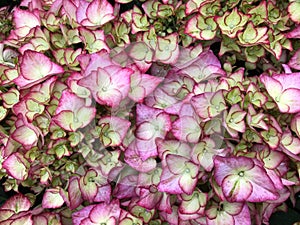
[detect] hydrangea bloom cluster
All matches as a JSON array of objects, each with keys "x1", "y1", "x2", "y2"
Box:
[{"x1": 0, "y1": 0, "x2": 300, "y2": 224}]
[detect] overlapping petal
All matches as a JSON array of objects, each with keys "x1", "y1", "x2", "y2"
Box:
[
  {"x1": 76, "y1": 0, "x2": 115, "y2": 27},
  {"x1": 158, "y1": 154, "x2": 199, "y2": 195},
  {"x1": 53, "y1": 90, "x2": 96, "y2": 131},
  {"x1": 72, "y1": 200, "x2": 121, "y2": 225},
  {"x1": 79, "y1": 66, "x2": 133, "y2": 107},
  {"x1": 98, "y1": 116, "x2": 131, "y2": 147},
  {"x1": 214, "y1": 156, "x2": 279, "y2": 202},
  {"x1": 260, "y1": 73, "x2": 300, "y2": 113},
  {"x1": 14, "y1": 50, "x2": 64, "y2": 89}
]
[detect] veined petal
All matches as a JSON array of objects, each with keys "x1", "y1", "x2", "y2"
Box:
[
  {"x1": 85, "y1": 0, "x2": 115, "y2": 26},
  {"x1": 260, "y1": 74, "x2": 283, "y2": 100},
  {"x1": 98, "y1": 116, "x2": 131, "y2": 146},
  {"x1": 2, "y1": 153, "x2": 29, "y2": 181},
  {"x1": 42, "y1": 188, "x2": 64, "y2": 209},
  {"x1": 14, "y1": 50, "x2": 63, "y2": 88},
  {"x1": 79, "y1": 66, "x2": 133, "y2": 107},
  {"x1": 277, "y1": 88, "x2": 300, "y2": 113},
  {"x1": 172, "y1": 116, "x2": 201, "y2": 143},
  {"x1": 222, "y1": 174, "x2": 253, "y2": 202},
  {"x1": 0, "y1": 194, "x2": 31, "y2": 213},
  {"x1": 214, "y1": 156, "x2": 279, "y2": 202}
]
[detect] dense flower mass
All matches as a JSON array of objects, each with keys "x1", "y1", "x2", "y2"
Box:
[{"x1": 0, "y1": 0, "x2": 300, "y2": 224}]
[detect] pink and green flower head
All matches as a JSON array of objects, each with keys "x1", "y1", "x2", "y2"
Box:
[
  {"x1": 260, "y1": 72, "x2": 300, "y2": 113},
  {"x1": 213, "y1": 156, "x2": 279, "y2": 202}
]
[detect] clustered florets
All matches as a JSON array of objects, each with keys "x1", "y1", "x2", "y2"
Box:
[{"x1": 0, "y1": 0, "x2": 300, "y2": 224}]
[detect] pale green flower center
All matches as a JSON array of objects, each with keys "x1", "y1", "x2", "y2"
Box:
[
  {"x1": 206, "y1": 25, "x2": 212, "y2": 30},
  {"x1": 229, "y1": 24, "x2": 235, "y2": 29}
]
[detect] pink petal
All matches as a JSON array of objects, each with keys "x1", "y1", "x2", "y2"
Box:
[
  {"x1": 179, "y1": 173, "x2": 198, "y2": 194},
  {"x1": 113, "y1": 175, "x2": 138, "y2": 199},
  {"x1": 265, "y1": 168, "x2": 283, "y2": 190},
  {"x1": 84, "y1": 0, "x2": 115, "y2": 26},
  {"x1": 179, "y1": 50, "x2": 225, "y2": 82},
  {"x1": 260, "y1": 74, "x2": 283, "y2": 99},
  {"x1": 136, "y1": 103, "x2": 160, "y2": 124},
  {"x1": 135, "y1": 138, "x2": 158, "y2": 160},
  {"x1": 222, "y1": 174, "x2": 253, "y2": 202},
  {"x1": 245, "y1": 166, "x2": 279, "y2": 202},
  {"x1": 11, "y1": 124, "x2": 39, "y2": 148},
  {"x1": 55, "y1": 90, "x2": 85, "y2": 114},
  {"x1": 172, "y1": 116, "x2": 201, "y2": 143},
  {"x1": 145, "y1": 88, "x2": 178, "y2": 109},
  {"x1": 206, "y1": 208, "x2": 234, "y2": 225},
  {"x1": 42, "y1": 189, "x2": 64, "y2": 209},
  {"x1": 158, "y1": 169, "x2": 182, "y2": 194},
  {"x1": 214, "y1": 156, "x2": 279, "y2": 202},
  {"x1": 79, "y1": 66, "x2": 132, "y2": 107},
  {"x1": 191, "y1": 93, "x2": 211, "y2": 119},
  {"x1": 233, "y1": 204, "x2": 251, "y2": 225},
  {"x1": 124, "y1": 140, "x2": 157, "y2": 172},
  {"x1": 2, "y1": 153, "x2": 29, "y2": 181},
  {"x1": 72, "y1": 205, "x2": 94, "y2": 225},
  {"x1": 214, "y1": 156, "x2": 254, "y2": 185},
  {"x1": 62, "y1": 0, "x2": 77, "y2": 22},
  {"x1": 53, "y1": 90, "x2": 96, "y2": 131},
  {"x1": 79, "y1": 180, "x2": 98, "y2": 203},
  {"x1": 154, "y1": 34, "x2": 180, "y2": 64},
  {"x1": 156, "y1": 138, "x2": 192, "y2": 160},
  {"x1": 136, "y1": 105, "x2": 171, "y2": 137},
  {"x1": 288, "y1": 49, "x2": 300, "y2": 70},
  {"x1": 68, "y1": 177, "x2": 83, "y2": 210},
  {"x1": 14, "y1": 50, "x2": 63, "y2": 88},
  {"x1": 273, "y1": 73, "x2": 300, "y2": 90},
  {"x1": 193, "y1": 139, "x2": 229, "y2": 172},
  {"x1": 89, "y1": 200, "x2": 121, "y2": 223},
  {"x1": 98, "y1": 116, "x2": 131, "y2": 146},
  {"x1": 166, "y1": 154, "x2": 187, "y2": 175},
  {"x1": 278, "y1": 88, "x2": 300, "y2": 113},
  {"x1": 136, "y1": 122, "x2": 157, "y2": 140},
  {"x1": 0, "y1": 194, "x2": 31, "y2": 213},
  {"x1": 7, "y1": 8, "x2": 40, "y2": 39},
  {"x1": 6, "y1": 214, "x2": 33, "y2": 225},
  {"x1": 129, "y1": 73, "x2": 163, "y2": 102},
  {"x1": 13, "y1": 8, "x2": 40, "y2": 29},
  {"x1": 137, "y1": 188, "x2": 163, "y2": 210},
  {"x1": 75, "y1": 0, "x2": 89, "y2": 23},
  {"x1": 79, "y1": 50, "x2": 113, "y2": 76},
  {"x1": 285, "y1": 25, "x2": 300, "y2": 38}
]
